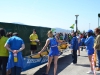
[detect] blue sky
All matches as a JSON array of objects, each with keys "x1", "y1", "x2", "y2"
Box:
[{"x1": 0, "y1": 0, "x2": 100, "y2": 31}]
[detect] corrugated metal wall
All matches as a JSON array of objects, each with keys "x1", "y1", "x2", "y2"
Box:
[{"x1": 0, "y1": 22, "x2": 51, "y2": 56}]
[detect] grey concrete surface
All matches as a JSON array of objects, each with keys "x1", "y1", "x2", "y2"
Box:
[
  {"x1": 21, "y1": 50, "x2": 100, "y2": 75},
  {"x1": 0, "y1": 50, "x2": 97, "y2": 75},
  {"x1": 0, "y1": 50, "x2": 100, "y2": 75},
  {"x1": 22, "y1": 50, "x2": 100, "y2": 75}
]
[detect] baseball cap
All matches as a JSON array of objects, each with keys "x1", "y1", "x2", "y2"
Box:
[{"x1": 87, "y1": 29, "x2": 93, "y2": 33}]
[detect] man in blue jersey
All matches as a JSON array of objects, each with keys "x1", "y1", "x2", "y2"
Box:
[
  {"x1": 71, "y1": 32, "x2": 78, "y2": 64},
  {"x1": 5, "y1": 32, "x2": 25, "y2": 75}
]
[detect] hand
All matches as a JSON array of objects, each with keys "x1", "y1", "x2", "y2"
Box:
[
  {"x1": 38, "y1": 51, "x2": 42, "y2": 55},
  {"x1": 13, "y1": 50, "x2": 18, "y2": 54},
  {"x1": 68, "y1": 44, "x2": 71, "y2": 46},
  {"x1": 35, "y1": 39, "x2": 40, "y2": 42}
]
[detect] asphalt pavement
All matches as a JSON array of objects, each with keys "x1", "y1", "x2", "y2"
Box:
[{"x1": 21, "y1": 49, "x2": 100, "y2": 75}]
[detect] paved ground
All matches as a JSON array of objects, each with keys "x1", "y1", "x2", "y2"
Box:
[{"x1": 21, "y1": 50, "x2": 100, "y2": 75}]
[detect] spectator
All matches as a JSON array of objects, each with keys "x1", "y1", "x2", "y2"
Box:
[
  {"x1": 68, "y1": 34, "x2": 73, "y2": 44},
  {"x1": 59, "y1": 33, "x2": 63, "y2": 40},
  {"x1": 6, "y1": 32, "x2": 12, "y2": 75},
  {"x1": 6, "y1": 32, "x2": 12, "y2": 38},
  {"x1": 71, "y1": 32, "x2": 78, "y2": 64},
  {"x1": 81, "y1": 34, "x2": 86, "y2": 51},
  {"x1": 29, "y1": 29, "x2": 40, "y2": 55},
  {"x1": 76, "y1": 33, "x2": 81, "y2": 56},
  {"x1": 85, "y1": 30, "x2": 94, "y2": 74},
  {"x1": 5, "y1": 32, "x2": 25, "y2": 75},
  {"x1": 0, "y1": 28, "x2": 9, "y2": 75},
  {"x1": 94, "y1": 28, "x2": 100, "y2": 71}
]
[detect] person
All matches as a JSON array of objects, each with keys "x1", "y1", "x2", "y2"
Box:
[
  {"x1": 81, "y1": 34, "x2": 86, "y2": 51},
  {"x1": 6, "y1": 32, "x2": 12, "y2": 38},
  {"x1": 4, "y1": 32, "x2": 25, "y2": 75},
  {"x1": 68, "y1": 34, "x2": 73, "y2": 44},
  {"x1": 29, "y1": 29, "x2": 40, "y2": 55},
  {"x1": 59, "y1": 33, "x2": 63, "y2": 40},
  {"x1": 6, "y1": 32, "x2": 12, "y2": 75},
  {"x1": 76, "y1": 33, "x2": 81, "y2": 56},
  {"x1": 0, "y1": 28, "x2": 9, "y2": 75},
  {"x1": 70, "y1": 32, "x2": 78, "y2": 64},
  {"x1": 85, "y1": 30, "x2": 94, "y2": 74},
  {"x1": 38, "y1": 30, "x2": 63, "y2": 75},
  {"x1": 94, "y1": 28, "x2": 100, "y2": 71}
]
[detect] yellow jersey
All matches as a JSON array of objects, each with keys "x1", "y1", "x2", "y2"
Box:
[
  {"x1": 29, "y1": 33, "x2": 38, "y2": 45},
  {"x1": 0, "y1": 36, "x2": 9, "y2": 57}
]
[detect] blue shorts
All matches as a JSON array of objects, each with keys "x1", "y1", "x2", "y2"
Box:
[
  {"x1": 49, "y1": 51, "x2": 60, "y2": 57},
  {"x1": 87, "y1": 49, "x2": 94, "y2": 55},
  {"x1": 49, "y1": 47, "x2": 60, "y2": 57}
]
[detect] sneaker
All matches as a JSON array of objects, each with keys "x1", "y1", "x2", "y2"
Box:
[{"x1": 86, "y1": 71, "x2": 94, "y2": 74}]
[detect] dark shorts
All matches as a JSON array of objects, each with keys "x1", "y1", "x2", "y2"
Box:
[{"x1": 30, "y1": 45, "x2": 37, "y2": 51}]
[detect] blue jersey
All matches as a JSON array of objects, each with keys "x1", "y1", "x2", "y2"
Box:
[
  {"x1": 71, "y1": 36, "x2": 78, "y2": 50},
  {"x1": 85, "y1": 36, "x2": 94, "y2": 50},
  {"x1": 6, "y1": 36, "x2": 24, "y2": 70},
  {"x1": 85, "y1": 36, "x2": 94, "y2": 55},
  {"x1": 48, "y1": 38, "x2": 60, "y2": 57}
]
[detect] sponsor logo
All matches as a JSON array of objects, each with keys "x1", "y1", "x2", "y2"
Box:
[
  {"x1": 27, "y1": 56, "x2": 48, "y2": 63},
  {"x1": 27, "y1": 58, "x2": 41, "y2": 63}
]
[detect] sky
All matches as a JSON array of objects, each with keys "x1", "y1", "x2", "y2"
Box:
[{"x1": 0, "y1": 0, "x2": 100, "y2": 31}]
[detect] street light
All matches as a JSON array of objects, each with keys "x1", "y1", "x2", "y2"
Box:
[
  {"x1": 98, "y1": 13, "x2": 100, "y2": 27},
  {"x1": 75, "y1": 15, "x2": 79, "y2": 33}
]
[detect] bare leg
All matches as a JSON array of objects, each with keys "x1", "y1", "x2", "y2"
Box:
[
  {"x1": 54, "y1": 56, "x2": 58, "y2": 75},
  {"x1": 31, "y1": 50, "x2": 36, "y2": 55},
  {"x1": 78, "y1": 47, "x2": 80, "y2": 55},
  {"x1": 31, "y1": 50, "x2": 33, "y2": 55},
  {"x1": 45, "y1": 56, "x2": 53, "y2": 74},
  {"x1": 88, "y1": 55, "x2": 93, "y2": 71},
  {"x1": 6, "y1": 69, "x2": 11, "y2": 75}
]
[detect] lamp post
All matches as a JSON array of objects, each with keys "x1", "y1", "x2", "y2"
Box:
[
  {"x1": 75, "y1": 15, "x2": 79, "y2": 33},
  {"x1": 98, "y1": 13, "x2": 100, "y2": 27}
]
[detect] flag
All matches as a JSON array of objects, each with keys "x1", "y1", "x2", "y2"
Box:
[
  {"x1": 70, "y1": 24, "x2": 75, "y2": 29},
  {"x1": 51, "y1": 28, "x2": 56, "y2": 32}
]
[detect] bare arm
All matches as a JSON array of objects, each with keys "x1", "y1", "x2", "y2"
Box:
[
  {"x1": 39, "y1": 39, "x2": 50, "y2": 53},
  {"x1": 4, "y1": 44, "x2": 13, "y2": 52},
  {"x1": 4, "y1": 43, "x2": 25, "y2": 53},
  {"x1": 18, "y1": 44, "x2": 25, "y2": 52}
]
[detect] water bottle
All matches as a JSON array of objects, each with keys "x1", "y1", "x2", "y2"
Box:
[{"x1": 14, "y1": 53, "x2": 18, "y2": 62}]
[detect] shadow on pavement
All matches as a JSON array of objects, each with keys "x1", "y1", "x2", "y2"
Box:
[
  {"x1": 97, "y1": 73, "x2": 100, "y2": 75},
  {"x1": 34, "y1": 54, "x2": 72, "y2": 75},
  {"x1": 76, "y1": 64, "x2": 90, "y2": 67},
  {"x1": 80, "y1": 56, "x2": 88, "y2": 57}
]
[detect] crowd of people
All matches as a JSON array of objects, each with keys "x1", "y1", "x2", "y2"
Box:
[{"x1": 0, "y1": 27, "x2": 100, "y2": 75}]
